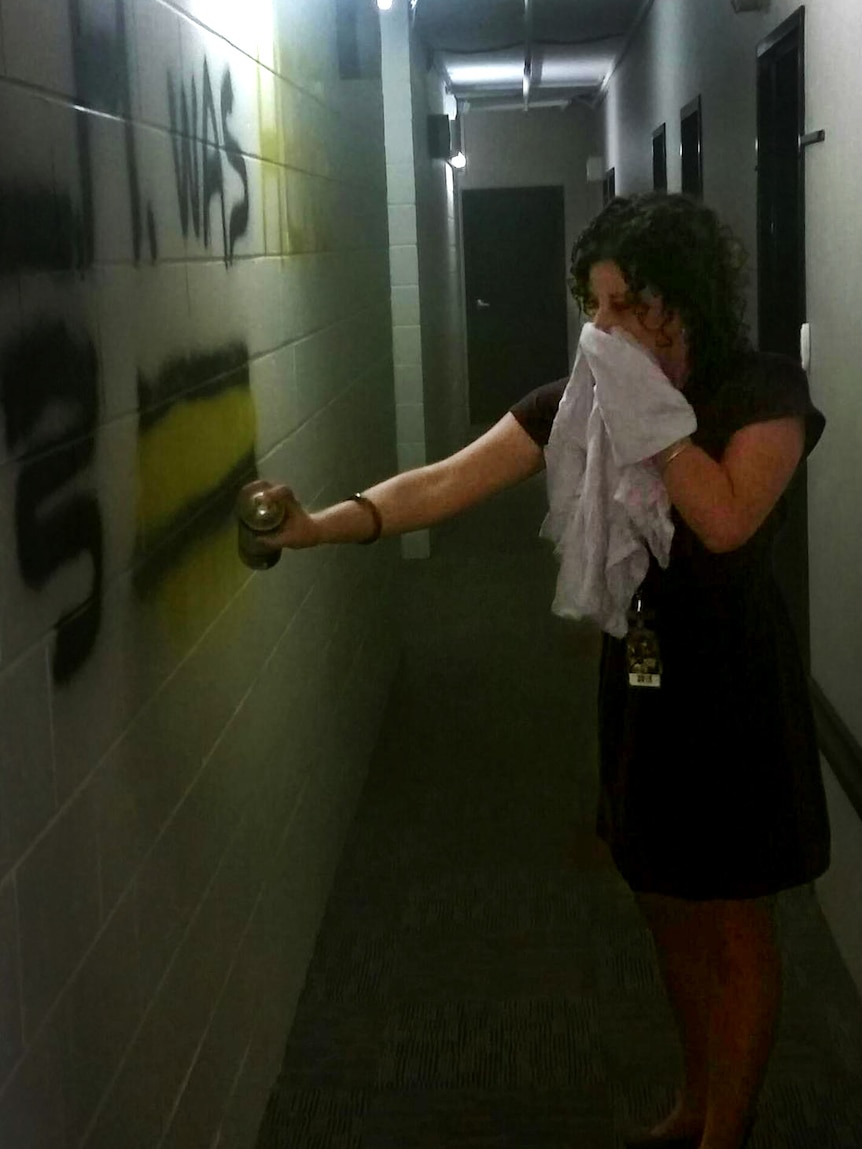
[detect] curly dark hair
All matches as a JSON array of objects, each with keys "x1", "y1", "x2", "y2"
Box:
[{"x1": 570, "y1": 193, "x2": 751, "y2": 402}]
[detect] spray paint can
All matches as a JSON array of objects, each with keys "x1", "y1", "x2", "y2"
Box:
[{"x1": 236, "y1": 480, "x2": 285, "y2": 569}]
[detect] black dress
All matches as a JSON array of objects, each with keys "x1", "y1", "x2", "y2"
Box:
[{"x1": 511, "y1": 352, "x2": 831, "y2": 901}]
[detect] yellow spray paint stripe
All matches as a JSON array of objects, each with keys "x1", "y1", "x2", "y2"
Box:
[
  {"x1": 142, "y1": 519, "x2": 248, "y2": 642},
  {"x1": 137, "y1": 383, "x2": 257, "y2": 543}
]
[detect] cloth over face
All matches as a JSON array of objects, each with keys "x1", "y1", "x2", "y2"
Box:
[{"x1": 541, "y1": 323, "x2": 697, "y2": 637}]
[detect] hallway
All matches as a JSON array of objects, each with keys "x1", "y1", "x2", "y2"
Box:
[{"x1": 255, "y1": 477, "x2": 862, "y2": 1149}]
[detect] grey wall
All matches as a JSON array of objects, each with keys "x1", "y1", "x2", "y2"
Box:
[
  {"x1": 412, "y1": 64, "x2": 469, "y2": 465},
  {"x1": 0, "y1": 0, "x2": 399, "y2": 1142},
  {"x1": 460, "y1": 104, "x2": 603, "y2": 369},
  {"x1": 598, "y1": 0, "x2": 862, "y2": 997},
  {"x1": 381, "y1": 0, "x2": 467, "y2": 562}
]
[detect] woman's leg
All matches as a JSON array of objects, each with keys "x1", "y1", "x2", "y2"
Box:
[
  {"x1": 699, "y1": 896, "x2": 781, "y2": 1149},
  {"x1": 637, "y1": 893, "x2": 719, "y2": 1137},
  {"x1": 637, "y1": 893, "x2": 781, "y2": 1148}
]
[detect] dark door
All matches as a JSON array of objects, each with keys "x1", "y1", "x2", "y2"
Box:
[
  {"x1": 652, "y1": 124, "x2": 667, "y2": 191},
  {"x1": 680, "y1": 96, "x2": 703, "y2": 198},
  {"x1": 462, "y1": 186, "x2": 569, "y2": 425},
  {"x1": 757, "y1": 9, "x2": 809, "y2": 665},
  {"x1": 603, "y1": 168, "x2": 616, "y2": 204}
]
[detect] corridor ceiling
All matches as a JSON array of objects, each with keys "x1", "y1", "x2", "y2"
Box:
[{"x1": 412, "y1": 0, "x2": 649, "y2": 110}]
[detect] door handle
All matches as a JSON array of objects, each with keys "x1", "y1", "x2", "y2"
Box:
[{"x1": 475, "y1": 298, "x2": 491, "y2": 310}]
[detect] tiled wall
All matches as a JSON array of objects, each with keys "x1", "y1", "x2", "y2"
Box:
[
  {"x1": 380, "y1": 0, "x2": 429, "y2": 560},
  {"x1": 410, "y1": 39, "x2": 468, "y2": 465},
  {"x1": 0, "y1": 0, "x2": 399, "y2": 1144},
  {"x1": 380, "y1": 0, "x2": 467, "y2": 558}
]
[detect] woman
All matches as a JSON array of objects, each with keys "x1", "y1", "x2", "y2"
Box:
[{"x1": 246, "y1": 193, "x2": 830, "y2": 1149}]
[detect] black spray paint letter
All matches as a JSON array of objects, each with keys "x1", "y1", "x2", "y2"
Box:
[{"x1": 0, "y1": 324, "x2": 104, "y2": 683}]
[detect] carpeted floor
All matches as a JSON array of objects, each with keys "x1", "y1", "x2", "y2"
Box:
[{"x1": 256, "y1": 473, "x2": 862, "y2": 1149}]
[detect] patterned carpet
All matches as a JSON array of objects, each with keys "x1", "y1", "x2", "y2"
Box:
[{"x1": 256, "y1": 475, "x2": 862, "y2": 1149}]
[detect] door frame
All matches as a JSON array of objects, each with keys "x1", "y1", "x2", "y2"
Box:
[
  {"x1": 755, "y1": 5, "x2": 810, "y2": 667},
  {"x1": 756, "y1": 7, "x2": 807, "y2": 342},
  {"x1": 680, "y1": 95, "x2": 703, "y2": 198}
]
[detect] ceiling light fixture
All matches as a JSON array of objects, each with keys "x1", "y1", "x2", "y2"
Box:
[{"x1": 377, "y1": 0, "x2": 394, "y2": 10}]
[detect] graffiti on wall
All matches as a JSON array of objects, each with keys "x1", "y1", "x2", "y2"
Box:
[
  {"x1": 0, "y1": 325, "x2": 103, "y2": 683},
  {"x1": 168, "y1": 63, "x2": 250, "y2": 265},
  {"x1": 0, "y1": 0, "x2": 258, "y2": 681}
]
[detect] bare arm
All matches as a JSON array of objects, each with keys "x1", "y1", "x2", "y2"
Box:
[
  {"x1": 258, "y1": 413, "x2": 546, "y2": 549},
  {"x1": 658, "y1": 416, "x2": 805, "y2": 553}
]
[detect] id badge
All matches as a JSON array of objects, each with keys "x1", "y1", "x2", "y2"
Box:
[{"x1": 626, "y1": 597, "x2": 662, "y2": 688}]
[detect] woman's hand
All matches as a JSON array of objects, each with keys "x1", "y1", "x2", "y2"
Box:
[{"x1": 238, "y1": 482, "x2": 323, "y2": 551}]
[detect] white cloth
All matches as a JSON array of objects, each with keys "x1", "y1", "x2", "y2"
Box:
[{"x1": 541, "y1": 323, "x2": 697, "y2": 637}]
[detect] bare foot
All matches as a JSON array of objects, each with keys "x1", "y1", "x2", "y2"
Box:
[{"x1": 646, "y1": 1093, "x2": 705, "y2": 1139}]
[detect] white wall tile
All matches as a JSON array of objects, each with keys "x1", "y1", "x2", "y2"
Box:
[
  {"x1": 389, "y1": 244, "x2": 419, "y2": 287},
  {"x1": 395, "y1": 402, "x2": 425, "y2": 444},
  {"x1": 99, "y1": 255, "x2": 194, "y2": 459},
  {"x1": 276, "y1": 0, "x2": 338, "y2": 100},
  {"x1": 49, "y1": 572, "x2": 180, "y2": 803},
  {"x1": 386, "y1": 162, "x2": 415, "y2": 205},
  {"x1": 262, "y1": 162, "x2": 283, "y2": 255},
  {"x1": 0, "y1": 0, "x2": 75, "y2": 95},
  {"x1": 394, "y1": 361, "x2": 423, "y2": 404},
  {"x1": 131, "y1": 0, "x2": 183, "y2": 132},
  {"x1": 391, "y1": 284, "x2": 420, "y2": 326},
  {"x1": 294, "y1": 327, "x2": 344, "y2": 423},
  {"x1": 0, "y1": 646, "x2": 56, "y2": 882},
  {"x1": 173, "y1": 0, "x2": 269, "y2": 61},
  {"x1": 237, "y1": 156, "x2": 268, "y2": 258},
  {"x1": 0, "y1": 875, "x2": 23, "y2": 1082},
  {"x1": 134, "y1": 123, "x2": 190, "y2": 263},
  {"x1": 392, "y1": 322, "x2": 421, "y2": 364},
  {"x1": 59, "y1": 891, "x2": 143, "y2": 1141},
  {"x1": 0, "y1": 448, "x2": 102, "y2": 678},
  {"x1": 0, "y1": 81, "x2": 55, "y2": 193},
  {"x1": 188, "y1": 256, "x2": 284, "y2": 359},
  {"x1": 387, "y1": 202, "x2": 417, "y2": 246},
  {"x1": 250, "y1": 345, "x2": 298, "y2": 456},
  {"x1": 75, "y1": 110, "x2": 138, "y2": 264},
  {"x1": 94, "y1": 414, "x2": 141, "y2": 584},
  {"x1": 179, "y1": 14, "x2": 262, "y2": 161},
  {"x1": 385, "y1": 110, "x2": 414, "y2": 159},
  {"x1": 396, "y1": 440, "x2": 427, "y2": 473},
  {"x1": 16, "y1": 786, "x2": 100, "y2": 1040}
]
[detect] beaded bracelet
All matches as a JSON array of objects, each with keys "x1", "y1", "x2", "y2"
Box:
[{"x1": 351, "y1": 493, "x2": 382, "y2": 544}]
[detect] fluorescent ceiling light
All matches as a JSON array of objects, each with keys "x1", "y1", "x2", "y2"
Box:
[
  {"x1": 462, "y1": 97, "x2": 572, "y2": 113},
  {"x1": 443, "y1": 53, "x2": 523, "y2": 89}
]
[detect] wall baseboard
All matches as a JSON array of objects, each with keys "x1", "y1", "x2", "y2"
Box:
[{"x1": 811, "y1": 679, "x2": 862, "y2": 822}]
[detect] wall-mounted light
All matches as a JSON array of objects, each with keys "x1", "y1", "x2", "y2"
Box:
[
  {"x1": 377, "y1": 0, "x2": 394, "y2": 10},
  {"x1": 447, "y1": 114, "x2": 466, "y2": 170}
]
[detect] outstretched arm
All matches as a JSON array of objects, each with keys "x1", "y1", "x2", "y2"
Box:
[{"x1": 256, "y1": 412, "x2": 546, "y2": 550}]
